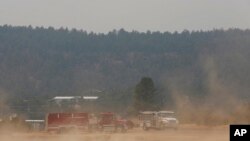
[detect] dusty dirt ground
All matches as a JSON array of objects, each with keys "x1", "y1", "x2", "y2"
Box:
[{"x1": 0, "y1": 125, "x2": 229, "y2": 141}]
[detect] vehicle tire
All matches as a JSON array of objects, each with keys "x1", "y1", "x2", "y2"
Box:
[
  {"x1": 99, "y1": 125, "x2": 104, "y2": 132},
  {"x1": 88, "y1": 125, "x2": 93, "y2": 133},
  {"x1": 159, "y1": 124, "x2": 164, "y2": 130},
  {"x1": 121, "y1": 126, "x2": 127, "y2": 133},
  {"x1": 143, "y1": 124, "x2": 148, "y2": 131},
  {"x1": 126, "y1": 120, "x2": 134, "y2": 129},
  {"x1": 58, "y1": 128, "x2": 63, "y2": 134},
  {"x1": 115, "y1": 126, "x2": 120, "y2": 133}
]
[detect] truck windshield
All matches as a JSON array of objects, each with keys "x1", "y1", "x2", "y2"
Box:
[
  {"x1": 158, "y1": 113, "x2": 175, "y2": 118},
  {"x1": 140, "y1": 114, "x2": 154, "y2": 120}
]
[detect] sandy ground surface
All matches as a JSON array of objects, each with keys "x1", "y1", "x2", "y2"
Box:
[{"x1": 0, "y1": 125, "x2": 229, "y2": 141}]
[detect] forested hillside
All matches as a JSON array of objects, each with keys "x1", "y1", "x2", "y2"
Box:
[{"x1": 0, "y1": 25, "x2": 250, "y2": 115}]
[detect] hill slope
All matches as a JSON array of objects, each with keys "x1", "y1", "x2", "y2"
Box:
[{"x1": 0, "y1": 26, "x2": 250, "y2": 105}]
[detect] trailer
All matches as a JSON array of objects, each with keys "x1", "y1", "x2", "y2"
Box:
[{"x1": 46, "y1": 112, "x2": 89, "y2": 133}]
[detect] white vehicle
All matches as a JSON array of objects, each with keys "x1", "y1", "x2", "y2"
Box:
[
  {"x1": 157, "y1": 111, "x2": 179, "y2": 129},
  {"x1": 139, "y1": 111, "x2": 179, "y2": 130}
]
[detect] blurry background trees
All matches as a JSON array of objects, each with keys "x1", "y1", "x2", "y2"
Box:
[{"x1": 0, "y1": 25, "x2": 250, "y2": 123}]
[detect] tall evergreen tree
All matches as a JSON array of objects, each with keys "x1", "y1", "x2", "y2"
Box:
[{"x1": 133, "y1": 77, "x2": 160, "y2": 112}]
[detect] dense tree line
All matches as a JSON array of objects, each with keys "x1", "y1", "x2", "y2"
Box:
[{"x1": 0, "y1": 25, "x2": 250, "y2": 118}]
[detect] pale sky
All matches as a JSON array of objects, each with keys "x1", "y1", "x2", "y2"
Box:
[{"x1": 0, "y1": 0, "x2": 250, "y2": 33}]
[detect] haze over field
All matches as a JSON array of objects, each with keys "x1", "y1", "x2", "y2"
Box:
[
  {"x1": 0, "y1": 26, "x2": 250, "y2": 124},
  {"x1": 0, "y1": 1, "x2": 249, "y2": 141},
  {"x1": 0, "y1": 0, "x2": 250, "y2": 127}
]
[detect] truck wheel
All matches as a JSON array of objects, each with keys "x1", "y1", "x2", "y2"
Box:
[
  {"x1": 88, "y1": 125, "x2": 93, "y2": 133},
  {"x1": 121, "y1": 126, "x2": 127, "y2": 133},
  {"x1": 99, "y1": 126, "x2": 104, "y2": 132},
  {"x1": 115, "y1": 125, "x2": 126, "y2": 133},
  {"x1": 143, "y1": 124, "x2": 148, "y2": 131},
  {"x1": 115, "y1": 126, "x2": 120, "y2": 132},
  {"x1": 58, "y1": 128, "x2": 63, "y2": 134},
  {"x1": 159, "y1": 125, "x2": 164, "y2": 130}
]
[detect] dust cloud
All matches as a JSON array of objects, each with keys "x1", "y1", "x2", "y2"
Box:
[
  {"x1": 0, "y1": 47, "x2": 245, "y2": 141},
  {"x1": 166, "y1": 55, "x2": 250, "y2": 125}
]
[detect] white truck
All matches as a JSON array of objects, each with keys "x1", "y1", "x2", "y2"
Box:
[
  {"x1": 139, "y1": 111, "x2": 179, "y2": 130},
  {"x1": 157, "y1": 111, "x2": 179, "y2": 129}
]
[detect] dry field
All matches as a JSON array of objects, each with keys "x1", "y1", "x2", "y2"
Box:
[{"x1": 0, "y1": 125, "x2": 229, "y2": 141}]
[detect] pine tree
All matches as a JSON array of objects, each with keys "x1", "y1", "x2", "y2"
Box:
[{"x1": 134, "y1": 77, "x2": 159, "y2": 112}]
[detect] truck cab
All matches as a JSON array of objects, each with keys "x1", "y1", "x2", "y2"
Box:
[
  {"x1": 98, "y1": 112, "x2": 127, "y2": 132},
  {"x1": 139, "y1": 111, "x2": 179, "y2": 130},
  {"x1": 157, "y1": 111, "x2": 179, "y2": 129}
]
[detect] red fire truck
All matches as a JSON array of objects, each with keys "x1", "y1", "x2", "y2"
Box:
[
  {"x1": 45, "y1": 112, "x2": 89, "y2": 133},
  {"x1": 98, "y1": 112, "x2": 128, "y2": 132}
]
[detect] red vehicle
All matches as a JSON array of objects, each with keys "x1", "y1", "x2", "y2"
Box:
[
  {"x1": 45, "y1": 112, "x2": 89, "y2": 133},
  {"x1": 98, "y1": 112, "x2": 129, "y2": 132}
]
